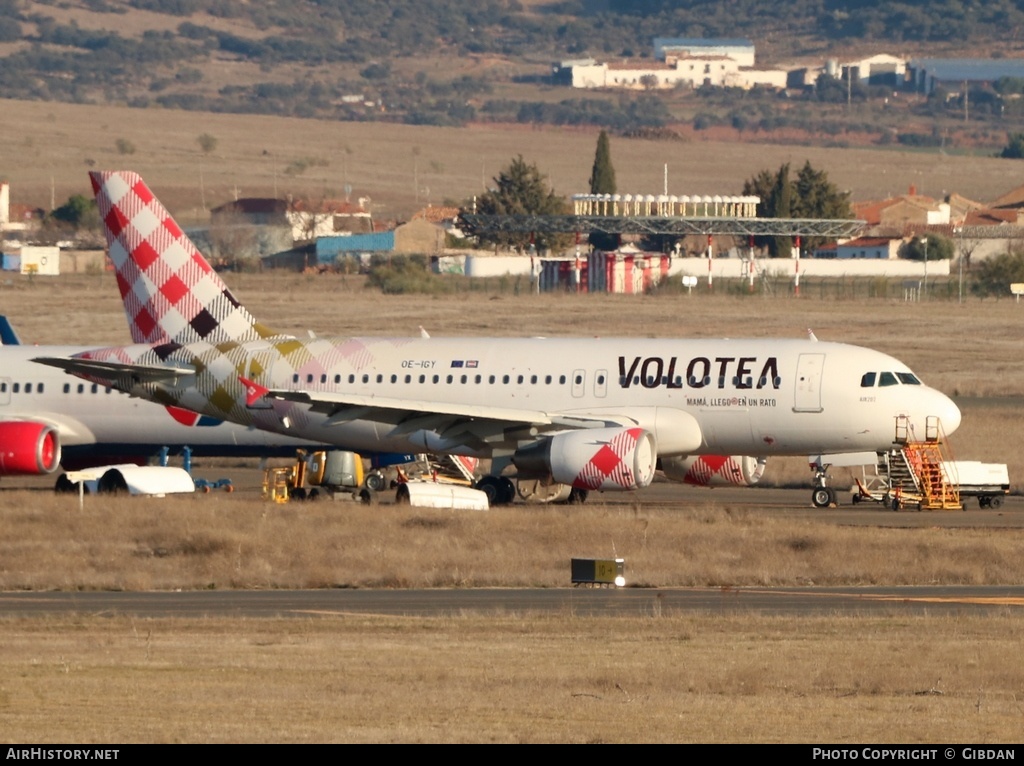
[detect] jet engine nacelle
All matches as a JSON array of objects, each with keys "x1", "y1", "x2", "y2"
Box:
[
  {"x1": 513, "y1": 427, "x2": 656, "y2": 491},
  {"x1": 0, "y1": 421, "x2": 62, "y2": 476},
  {"x1": 660, "y1": 454, "x2": 767, "y2": 487}
]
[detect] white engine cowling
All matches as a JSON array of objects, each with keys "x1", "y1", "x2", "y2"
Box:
[
  {"x1": 513, "y1": 427, "x2": 656, "y2": 491},
  {"x1": 0, "y1": 421, "x2": 62, "y2": 476},
  {"x1": 661, "y1": 455, "x2": 767, "y2": 487}
]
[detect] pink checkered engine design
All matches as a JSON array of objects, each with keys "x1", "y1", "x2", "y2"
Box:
[
  {"x1": 572, "y1": 427, "x2": 650, "y2": 491},
  {"x1": 683, "y1": 455, "x2": 746, "y2": 485}
]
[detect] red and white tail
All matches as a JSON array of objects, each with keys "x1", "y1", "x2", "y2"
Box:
[{"x1": 90, "y1": 171, "x2": 276, "y2": 346}]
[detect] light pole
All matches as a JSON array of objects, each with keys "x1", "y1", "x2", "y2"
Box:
[
  {"x1": 954, "y1": 227, "x2": 963, "y2": 303},
  {"x1": 918, "y1": 235, "x2": 928, "y2": 299}
]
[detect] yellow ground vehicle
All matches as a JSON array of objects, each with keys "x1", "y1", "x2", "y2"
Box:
[{"x1": 262, "y1": 450, "x2": 366, "y2": 503}]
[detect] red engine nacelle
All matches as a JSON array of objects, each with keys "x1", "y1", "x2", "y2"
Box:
[
  {"x1": 661, "y1": 454, "x2": 767, "y2": 487},
  {"x1": 0, "y1": 421, "x2": 62, "y2": 476},
  {"x1": 513, "y1": 427, "x2": 656, "y2": 491}
]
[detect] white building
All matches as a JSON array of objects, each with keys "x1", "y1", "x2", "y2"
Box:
[
  {"x1": 571, "y1": 56, "x2": 784, "y2": 90},
  {"x1": 653, "y1": 38, "x2": 755, "y2": 67}
]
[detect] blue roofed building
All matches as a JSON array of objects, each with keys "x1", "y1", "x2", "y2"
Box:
[{"x1": 316, "y1": 232, "x2": 395, "y2": 268}]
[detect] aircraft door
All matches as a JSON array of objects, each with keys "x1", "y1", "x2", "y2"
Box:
[
  {"x1": 793, "y1": 353, "x2": 825, "y2": 413},
  {"x1": 571, "y1": 369, "x2": 586, "y2": 398},
  {"x1": 0, "y1": 378, "x2": 9, "y2": 406}
]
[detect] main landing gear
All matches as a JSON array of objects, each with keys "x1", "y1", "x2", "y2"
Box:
[
  {"x1": 475, "y1": 476, "x2": 590, "y2": 506},
  {"x1": 475, "y1": 475, "x2": 516, "y2": 505}
]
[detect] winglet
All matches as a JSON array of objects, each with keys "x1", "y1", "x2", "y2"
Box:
[
  {"x1": 89, "y1": 170, "x2": 278, "y2": 346},
  {"x1": 239, "y1": 376, "x2": 270, "y2": 407}
]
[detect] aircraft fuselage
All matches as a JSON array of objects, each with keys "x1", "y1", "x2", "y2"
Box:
[{"x1": 77, "y1": 335, "x2": 961, "y2": 460}]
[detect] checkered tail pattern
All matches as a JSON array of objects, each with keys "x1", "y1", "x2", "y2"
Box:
[{"x1": 90, "y1": 171, "x2": 277, "y2": 346}]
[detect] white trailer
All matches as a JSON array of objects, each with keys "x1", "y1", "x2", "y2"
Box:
[{"x1": 941, "y1": 461, "x2": 1010, "y2": 509}]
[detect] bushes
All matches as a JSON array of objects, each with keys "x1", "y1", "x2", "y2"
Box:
[{"x1": 971, "y1": 249, "x2": 1024, "y2": 298}]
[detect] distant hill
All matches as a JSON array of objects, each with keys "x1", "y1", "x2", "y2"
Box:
[{"x1": 4, "y1": 0, "x2": 1024, "y2": 131}]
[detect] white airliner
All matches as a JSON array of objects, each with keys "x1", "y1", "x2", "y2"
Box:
[
  {"x1": 36, "y1": 171, "x2": 961, "y2": 504},
  {"x1": 0, "y1": 320, "x2": 319, "y2": 478}
]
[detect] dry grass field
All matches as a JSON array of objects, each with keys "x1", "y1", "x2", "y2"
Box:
[
  {"x1": 2, "y1": 98, "x2": 1022, "y2": 220},
  {"x1": 3, "y1": 490, "x2": 1024, "y2": 591},
  {"x1": 2, "y1": 613, "x2": 1022, "y2": 743}
]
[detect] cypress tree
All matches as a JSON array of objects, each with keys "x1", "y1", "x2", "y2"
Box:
[
  {"x1": 771, "y1": 163, "x2": 791, "y2": 258},
  {"x1": 589, "y1": 130, "x2": 617, "y2": 194},
  {"x1": 588, "y1": 131, "x2": 618, "y2": 251}
]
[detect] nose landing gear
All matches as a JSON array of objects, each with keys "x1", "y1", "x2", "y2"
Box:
[{"x1": 810, "y1": 460, "x2": 838, "y2": 508}]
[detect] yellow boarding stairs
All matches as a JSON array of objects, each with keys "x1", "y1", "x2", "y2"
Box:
[{"x1": 885, "y1": 415, "x2": 962, "y2": 511}]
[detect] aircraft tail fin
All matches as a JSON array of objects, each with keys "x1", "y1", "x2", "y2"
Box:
[
  {"x1": 89, "y1": 171, "x2": 278, "y2": 346},
  {"x1": 0, "y1": 316, "x2": 22, "y2": 345}
]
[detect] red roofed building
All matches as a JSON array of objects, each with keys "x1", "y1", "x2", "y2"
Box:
[
  {"x1": 989, "y1": 183, "x2": 1024, "y2": 210},
  {"x1": 853, "y1": 185, "x2": 950, "y2": 233},
  {"x1": 964, "y1": 208, "x2": 1023, "y2": 226}
]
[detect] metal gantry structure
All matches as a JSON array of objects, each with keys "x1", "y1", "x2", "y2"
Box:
[{"x1": 459, "y1": 214, "x2": 866, "y2": 239}]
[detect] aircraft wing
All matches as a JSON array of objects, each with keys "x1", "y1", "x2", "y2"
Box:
[
  {"x1": 246, "y1": 379, "x2": 632, "y2": 441},
  {"x1": 33, "y1": 356, "x2": 195, "y2": 384}
]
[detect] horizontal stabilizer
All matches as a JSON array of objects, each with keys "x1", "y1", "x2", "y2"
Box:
[{"x1": 33, "y1": 356, "x2": 194, "y2": 385}]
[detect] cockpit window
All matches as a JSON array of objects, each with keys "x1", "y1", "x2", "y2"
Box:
[
  {"x1": 860, "y1": 372, "x2": 876, "y2": 387},
  {"x1": 878, "y1": 372, "x2": 898, "y2": 386},
  {"x1": 896, "y1": 372, "x2": 921, "y2": 385}
]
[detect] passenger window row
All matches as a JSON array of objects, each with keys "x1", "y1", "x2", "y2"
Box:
[
  {"x1": 0, "y1": 382, "x2": 44, "y2": 394},
  {"x1": 0, "y1": 382, "x2": 112, "y2": 394},
  {"x1": 290, "y1": 372, "x2": 578, "y2": 386}
]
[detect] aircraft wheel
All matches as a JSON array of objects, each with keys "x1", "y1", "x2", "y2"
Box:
[
  {"x1": 365, "y1": 472, "x2": 387, "y2": 492},
  {"x1": 54, "y1": 474, "x2": 77, "y2": 494},
  {"x1": 475, "y1": 476, "x2": 501, "y2": 505},
  {"x1": 567, "y1": 487, "x2": 588, "y2": 504},
  {"x1": 97, "y1": 469, "x2": 129, "y2": 495},
  {"x1": 811, "y1": 487, "x2": 832, "y2": 508},
  {"x1": 497, "y1": 477, "x2": 516, "y2": 505}
]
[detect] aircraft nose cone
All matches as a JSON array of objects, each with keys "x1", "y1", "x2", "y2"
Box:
[{"x1": 938, "y1": 391, "x2": 961, "y2": 436}]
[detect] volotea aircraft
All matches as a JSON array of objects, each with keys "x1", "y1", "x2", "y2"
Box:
[
  {"x1": 35, "y1": 171, "x2": 962, "y2": 505},
  {"x1": 0, "y1": 317, "x2": 320, "y2": 479}
]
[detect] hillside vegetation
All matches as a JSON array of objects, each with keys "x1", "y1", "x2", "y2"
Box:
[{"x1": 3, "y1": 0, "x2": 1024, "y2": 144}]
